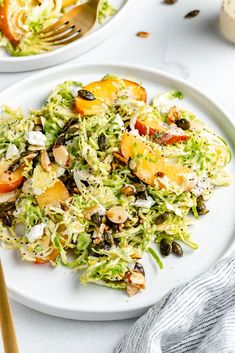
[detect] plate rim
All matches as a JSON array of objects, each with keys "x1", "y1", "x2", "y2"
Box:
[
  {"x1": 1, "y1": 61, "x2": 235, "y2": 320},
  {"x1": 0, "y1": 0, "x2": 131, "y2": 64}
]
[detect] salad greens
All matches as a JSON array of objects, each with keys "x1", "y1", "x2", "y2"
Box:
[{"x1": 0, "y1": 76, "x2": 231, "y2": 296}]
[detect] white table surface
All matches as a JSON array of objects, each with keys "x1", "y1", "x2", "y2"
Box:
[{"x1": 0, "y1": 0, "x2": 235, "y2": 352}]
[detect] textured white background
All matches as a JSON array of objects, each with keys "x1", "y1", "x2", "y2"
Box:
[{"x1": 1, "y1": 0, "x2": 235, "y2": 352}]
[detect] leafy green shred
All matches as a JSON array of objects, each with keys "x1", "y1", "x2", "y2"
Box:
[
  {"x1": 98, "y1": 0, "x2": 116, "y2": 24},
  {"x1": 169, "y1": 90, "x2": 184, "y2": 100},
  {"x1": 14, "y1": 195, "x2": 45, "y2": 230}
]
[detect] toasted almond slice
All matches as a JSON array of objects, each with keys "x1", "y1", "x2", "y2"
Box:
[
  {"x1": 28, "y1": 145, "x2": 44, "y2": 151},
  {"x1": 21, "y1": 153, "x2": 38, "y2": 162},
  {"x1": 124, "y1": 270, "x2": 146, "y2": 289},
  {"x1": 126, "y1": 284, "x2": 140, "y2": 297},
  {"x1": 113, "y1": 152, "x2": 128, "y2": 164},
  {"x1": 53, "y1": 145, "x2": 70, "y2": 167},
  {"x1": 41, "y1": 150, "x2": 51, "y2": 172},
  {"x1": 0, "y1": 189, "x2": 19, "y2": 203},
  {"x1": 106, "y1": 206, "x2": 128, "y2": 224}
]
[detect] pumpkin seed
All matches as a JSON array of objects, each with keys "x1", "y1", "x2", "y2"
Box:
[
  {"x1": 98, "y1": 133, "x2": 108, "y2": 151},
  {"x1": 172, "y1": 241, "x2": 183, "y2": 257},
  {"x1": 2, "y1": 214, "x2": 12, "y2": 227},
  {"x1": 134, "y1": 262, "x2": 145, "y2": 275},
  {"x1": 164, "y1": 0, "x2": 177, "y2": 4},
  {"x1": 160, "y1": 238, "x2": 172, "y2": 256},
  {"x1": 176, "y1": 118, "x2": 191, "y2": 130},
  {"x1": 196, "y1": 196, "x2": 209, "y2": 215},
  {"x1": 184, "y1": 10, "x2": 200, "y2": 18},
  {"x1": 121, "y1": 184, "x2": 136, "y2": 196},
  {"x1": 137, "y1": 189, "x2": 148, "y2": 200},
  {"x1": 104, "y1": 231, "x2": 114, "y2": 246},
  {"x1": 0, "y1": 202, "x2": 15, "y2": 212},
  {"x1": 155, "y1": 212, "x2": 170, "y2": 225},
  {"x1": 133, "y1": 183, "x2": 146, "y2": 193},
  {"x1": 61, "y1": 118, "x2": 78, "y2": 133},
  {"x1": 90, "y1": 213, "x2": 102, "y2": 226},
  {"x1": 77, "y1": 89, "x2": 96, "y2": 101}
]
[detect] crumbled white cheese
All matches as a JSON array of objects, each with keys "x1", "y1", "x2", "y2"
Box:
[
  {"x1": 166, "y1": 202, "x2": 182, "y2": 217},
  {"x1": 74, "y1": 169, "x2": 92, "y2": 181},
  {"x1": 134, "y1": 196, "x2": 155, "y2": 208},
  {"x1": 25, "y1": 131, "x2": 46, "y2": 147},
  {"x1": 191, "y1": 173, "x2": 209, "y2": 197},
  {"x1": 97, "y1": 204, "x2": 106, "y2": 216},
  {"x1": 74, "y1": 169, "x2": 100, "y2": 186},
  {"x1": 129, "y1": 115, "x2": 138, "y2": 132},
  {"x1": 6, "y1": 144, "x2": 20, "y2": 160},
  {"x1": 26, "y1": 223, "x2": 46, "y2": 243},
  {"x1": 22, "y1": 179, "x2": 34, "y2": 194},
  {"x1": 114, "y1": 114, "x2": 124, "y2": 130},
  {"x1": 56, "y1": 167, "x2": 65, "y2": 177},
  {"x1": 181, "y1": 172, "x2": 198, "y2": 191}
]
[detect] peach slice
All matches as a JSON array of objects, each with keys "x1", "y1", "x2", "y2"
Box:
[
  {"x1": 135, "y1": 118, "x2": 165, "y2": 136},
  {"x1": 36, "y1": 180, "x2": 70, "y2": 208},
  {"x1": 0, "y1": 165, "x2": 25, "y2": 193},
  {"x1": 0, "y1": 0, "x2": 24, "y2": 43},
  {"x1": 120, "y1": 132, "x2": 195, "y2": 190},
  {"x1": 62, "y1": 0, "x2": 77, "y2": 7},
  {"x1": 75, "y1": 79, "x2": 147, "y2": 116},
  {"x1": 135, "y1": 118, "x2": 189, "y2": 144}
]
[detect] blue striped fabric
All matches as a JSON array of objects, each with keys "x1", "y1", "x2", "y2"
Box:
[{"x1": 116, "y1": 257, "x2": 235, "y2": 353}]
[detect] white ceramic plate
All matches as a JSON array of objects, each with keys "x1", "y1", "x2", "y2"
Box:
[
  {"x1": 0, "y1": 0, "x2": 130, "y2": 73},
  {"x1": 0, "y1": 63, "x2": 235, "y2": 321}
]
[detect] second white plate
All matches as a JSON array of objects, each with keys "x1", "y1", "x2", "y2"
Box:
[
  {"x1": 0, "y1": 62, "x2": 235, "y2": 320},
  {"x1": 0, "y1": 0, "x2": 130, "y2": 72}
]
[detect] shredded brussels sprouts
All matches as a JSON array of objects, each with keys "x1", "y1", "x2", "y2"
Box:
[{"x1": 0, "y1": 76, "x2": 231, "y2": 296}]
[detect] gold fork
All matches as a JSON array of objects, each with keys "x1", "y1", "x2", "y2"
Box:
[
  {"x1": 0, "y1": 259, "x2": 19, "y2": 353},
  {"x1": 39, "y1": 0, "x2": 102, "y2": 47}
]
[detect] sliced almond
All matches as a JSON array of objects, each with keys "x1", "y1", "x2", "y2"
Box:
[
  {"x1": 136, "y1": 31, "x2": 150, "y2": 38},
  {"x1": 167, "y1": 106, "x2": 181, "y2": 125},
  {"x1": 126, "y1": 284, "x2": 140, "y2": 297},
  {"x1": 113, "y1": 152, "x2": 128, "y2": 164},
  {"x1": 106, "y1": 206, "x2": 128, "y2": 224},
  {"x1": 93, "y1": 223, "x2": 106, "y2": 245},
  {"x1": 41, "y1": 150, "x2": 51, "y2": 172},
  {"x1": 21, "y1": 153, "x2": 38, "y2": 162},
  {"x1": 124, "y1": 270, "x2": 146, "y2": 289},
  {"x1": 84, "y1": 205, "x2": 99, "y2": 220},
  {"x1": 0, "y1": 189, "x2": 19, "y2": 203},
  {"x1": 53, "y1": 145, "x2": 70, "y2": 168},
  {"x1": 28, "y1": 145, "x2": 44, "y2": 151}
]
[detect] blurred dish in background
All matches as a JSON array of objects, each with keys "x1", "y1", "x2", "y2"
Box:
[{"x1": 220, "y1": 0, "x2": 235, "y2": 43}]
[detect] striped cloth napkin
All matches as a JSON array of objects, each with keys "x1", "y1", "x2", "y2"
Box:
[{"x1": 115, "y1": 256, "x2": 235, "y2": 353}]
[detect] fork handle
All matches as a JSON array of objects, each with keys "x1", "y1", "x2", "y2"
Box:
[{"x1": 0, "y1": 260, "x2": 20, "y2": 353}]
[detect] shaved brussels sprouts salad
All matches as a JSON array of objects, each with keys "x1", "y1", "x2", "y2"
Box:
[
  {"x1": 0, "y1": 0, "x2": 115, "y2": 56},
  {"x1": 0, "y1": 75, "x2": 231, "y2": 296}
]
